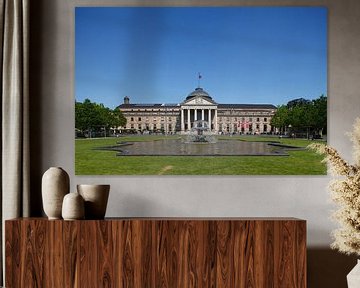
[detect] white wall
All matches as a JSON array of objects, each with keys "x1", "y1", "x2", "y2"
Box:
[{"x1": 32, "y1": 0, "x2": 360, "y2": 250}]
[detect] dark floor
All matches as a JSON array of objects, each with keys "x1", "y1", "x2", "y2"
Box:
[{"x1": 308, "y1": 248, "x2": 357, "y2": 288}]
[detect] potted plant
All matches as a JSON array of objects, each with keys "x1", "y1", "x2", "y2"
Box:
[{"x1": 309, "y1": 118, "x2": 360, "y2": 287}]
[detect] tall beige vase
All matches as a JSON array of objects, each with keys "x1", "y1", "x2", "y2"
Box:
[
  {"x1": 42, "y1": 167, "x2": 70, "y2": 219},
  {"x1": 77, "y1": 184, "x2": 110, "y2": 219}
]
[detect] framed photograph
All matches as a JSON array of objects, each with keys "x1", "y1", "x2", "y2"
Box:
[{"x1": 75, "y1": 6, "x2": 327, "y2": 175}]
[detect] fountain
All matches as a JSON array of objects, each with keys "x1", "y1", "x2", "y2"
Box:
[
  {"x1": 186, "y1": 120, "x2": 216, "y2": 143},
  {"x1": 95, "y1": 120, "x2": 303, "y2": 156}
]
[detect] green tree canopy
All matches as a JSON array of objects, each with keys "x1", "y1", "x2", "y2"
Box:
[
  {"x1": 271, "y1": 95, "x2": 327, "y2": 137},
  {"x1": 75, "y1": 99, "x2": 126, "y2": 132},
  {"x1": 270, "y1": 105, "x2": 289, "y2": 134}
]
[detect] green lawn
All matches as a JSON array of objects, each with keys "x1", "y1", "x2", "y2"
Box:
[{"x1": 75, "y1": 135, "x2": 327, "y2": 175}]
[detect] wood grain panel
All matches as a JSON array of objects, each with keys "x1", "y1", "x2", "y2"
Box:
[
  {"x1": 202, "y1": 221, "x2": 217, "y2": 287},
  {"x1": 47, "y1": 220, "x2": 64, "y2": 288},
  {"x1": 21, "y1": 219, "x2": 47, "y2": 288},
  {"x1": 296, "y1": 221, "x2": 307, "y2": 287},
  {"x1": 97, "y1": 220, "x2": 114, "y2": 287},
  {"x1": 263, "y1": 221, "x2": 275, "y2": 287},
  {"x1": 80, "y1": 220, "x2": 115, "y2": 287},
  {"x1": 5, "y1": 220, "x2": 21, "y2": 288},
  {"x1": 6, "y1": 218, "x2": 306, "y2": 288},
  {"x1": 63, "y1": 221, "x2": 80, "y2": 288},
  {"x1": 216, "y1": 220, "x2": 234, "y2": 287}
]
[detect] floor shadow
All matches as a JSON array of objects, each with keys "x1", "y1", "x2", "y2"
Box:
[{"x1": 308, "y1": 248, "x2": 357, "y2": 288}]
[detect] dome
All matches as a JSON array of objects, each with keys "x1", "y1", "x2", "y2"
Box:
[{"x1": 186, "y1": 87, "x2": 213, "y2": 101}]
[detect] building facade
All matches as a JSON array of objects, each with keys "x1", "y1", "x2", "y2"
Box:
[{"x1": 117, "y1": 87, "x2": 277, "y2": 135}]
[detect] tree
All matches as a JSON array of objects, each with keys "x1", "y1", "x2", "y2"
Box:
[
  {"x1": 286, "y1": 98, "x2": 311, "y2": 109},
  {"x1": 270, "y1": 105, "x2": 289, "y2": 134},
  {"x1": 109, "y1": 108, "x2": 127, "y2": 128},
  {"x1": 75, "y1": 99, "x2": 102, "y2": 132},
  {"x1": 271, "y1": 95, "x2": 327, "y2": 137},
  {"x1": 312, "y1": 95, "x2": 327, "y2": 135},
  {"x1": 75, "y1": 99, "x2": 127, "y2": 135}
]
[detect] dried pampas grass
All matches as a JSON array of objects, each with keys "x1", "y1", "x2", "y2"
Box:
[{"x1": 308, "y1": 118, "x2": 360, "y2": 256}]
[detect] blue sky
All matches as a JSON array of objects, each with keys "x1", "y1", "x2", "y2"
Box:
[{"x1": 75, "y1": 7, "x2": 327, "y2": 109}]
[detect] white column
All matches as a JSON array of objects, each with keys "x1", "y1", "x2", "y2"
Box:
[
  {"x1": 201, "y1": 109, "x2": 204, "y2": 121},
  {"x1": 187, "y1": 109, "x2": 191, "y2": 131},
  {"x1": 214, "y1": 109, "x2": 218, "y2": 132},
  {"x1": 181, "y1": 109, "x2": 184, "y2": 132},
  {"x1": 194, "y1": 109, "x2": 198, "y2": 121},
  {"x1": 208, "y1": 109, "x2": 211, "y2": 128}
]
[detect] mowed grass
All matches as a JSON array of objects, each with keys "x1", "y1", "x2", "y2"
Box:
[{"x1": 75, "y1": 135, "x2": 327, "y2": 175}]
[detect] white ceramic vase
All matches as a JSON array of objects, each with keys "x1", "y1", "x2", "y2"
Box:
[
  {"x1": 77, "y1": 184, "x2": 110, "y2": 219},
  {"x1": 42, "y1": 167, "x2": 70, "y2": 219},
  {"x1": 347, "y1": 260, "x2": 360, "y2": 288},
  {"x1": 62, "y1": 192, "x2": 85, "y2": 220}
]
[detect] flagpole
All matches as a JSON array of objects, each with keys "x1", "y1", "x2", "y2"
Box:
[{"x1": 198, "y1": 72, "x2": 202, "y2": 88}]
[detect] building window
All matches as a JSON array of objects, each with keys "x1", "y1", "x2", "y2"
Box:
[
  {"x1": 256, "y1": 124, "x2": 260, "y2": 129},
  {"x1": 138, "y1": 124, "x2": 141, "y2": 130},
  {"x1": 168, "y1": 117, "x2": 172, "y2": 122},
  {"x1": 257, "y1": 117, "x2": 260, "y2": 122},
  {"x1": 264, "y1": 124, "x2": 268, "y2": 132},
  {"x1": 130, "y1": 124, "x2": 134, "y2": 129},
  {"x1": 130, "y1": 117, "x2": 134, "y2": 122},
  {"x1": 138, "y1": 117, "x2": 141, "y2": 121},
  {"x1": 264, "y1": 117, "x2": 267, "y2": 122},
  {"x1": 154, "y1": 124, "x2": 157, "y2": 130}
]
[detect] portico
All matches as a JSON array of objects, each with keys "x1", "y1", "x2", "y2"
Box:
[
  {"x1": 181, "y1": 106, "x2": 218, "y2": 132},
  {"x1": 180, "y1": 87, "x2": 218, "y2": 134}
]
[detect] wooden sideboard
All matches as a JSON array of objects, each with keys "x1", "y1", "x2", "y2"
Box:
[{"x1": 5, "y1": 218, "x2": 306, "y2": 287}]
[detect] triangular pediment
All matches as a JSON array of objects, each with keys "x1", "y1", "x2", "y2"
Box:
[{"x1": 183, "y1": 96, "x2": 216, "y2": 106}]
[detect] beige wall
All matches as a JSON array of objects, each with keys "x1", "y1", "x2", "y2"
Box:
[{"x1": 29, "y1": 1, "x2": 360, "y2": 287}]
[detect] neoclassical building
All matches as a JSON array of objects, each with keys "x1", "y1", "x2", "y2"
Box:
[{"x1": 117, "y1": 87, "x2": 277, "y2": 135}]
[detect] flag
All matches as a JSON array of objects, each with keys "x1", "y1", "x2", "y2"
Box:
[{"x1": 198, "y1": 73, "x2": 202, "y2": 79}]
